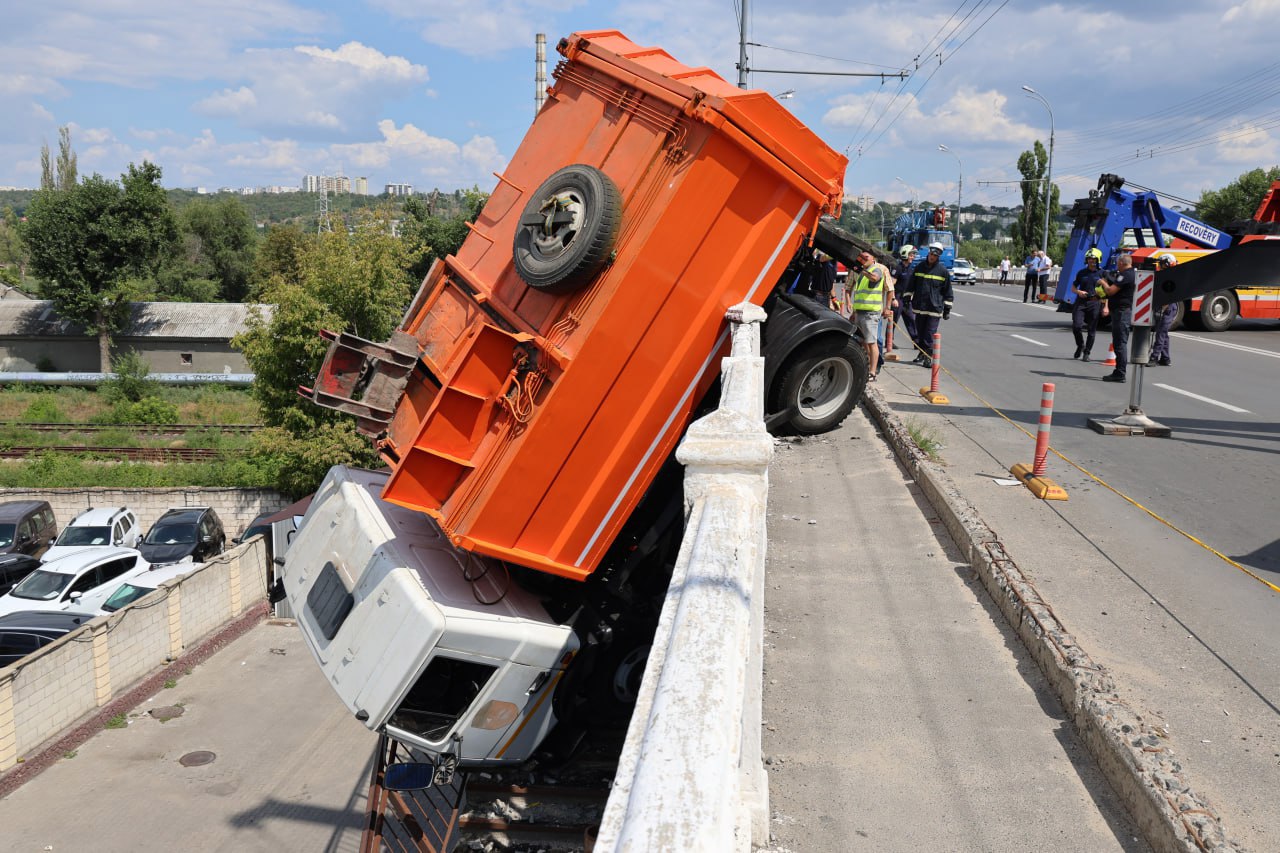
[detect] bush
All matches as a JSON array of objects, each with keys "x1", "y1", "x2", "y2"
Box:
[
  {"x1": 250, "y1": 422, "x2": 383, "y2": 497},
  {"x1": 107, "y1": 397, "x2": 180, "y2": 425},
  {"x1": 102, "y1": 352, "x2": 157, "y2": 404},
  {"x1": 20, "y1": 395, "x2": 65, "y2": 423}
]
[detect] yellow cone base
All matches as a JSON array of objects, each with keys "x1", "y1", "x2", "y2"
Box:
[
  {"x1": 919, "y1": 388, "x2": 949, "y2": 404},
  {"x1": 1010, "y1": 462, "x2": 1069, "y2": 501}
]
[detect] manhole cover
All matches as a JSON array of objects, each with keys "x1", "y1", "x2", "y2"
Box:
[
  {"x1": 149, "y1": 705, "x2": 185, "y2": 722},
  {"x1": 179, "y1": 750, "x2": 216, "y2": 767}
]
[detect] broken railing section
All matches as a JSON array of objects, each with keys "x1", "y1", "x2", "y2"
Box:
[{"x1": 596, "y1": 303, "x2": 772, "y2": 851}]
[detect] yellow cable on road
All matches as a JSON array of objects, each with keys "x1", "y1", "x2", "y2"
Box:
[{"x1": 912, "y1": 356, "x2": 1280, "y2": 595}]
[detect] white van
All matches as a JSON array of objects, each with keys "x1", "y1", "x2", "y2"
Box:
[{"x1": 281, "y1": 467, "x2": 579, "y2": 768}]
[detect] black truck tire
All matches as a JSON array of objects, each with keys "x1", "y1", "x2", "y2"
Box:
[
  {"x1": 769, "y1": 338, "x2": 868, "y2": 435},
  {"x1": 1199, "y1": 290, "x2": 1238, "y2": 332},
  {"x1": 513, "y1": 164, "x2": 621, "y2": 294}
]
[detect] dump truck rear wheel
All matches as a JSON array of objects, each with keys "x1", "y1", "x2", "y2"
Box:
[
  {"x1": 770, "y1": 339, "x2": 867, "y2": 435},
  {"x1": 513, "y1": 164, "x2": 621, "y2": 294}
]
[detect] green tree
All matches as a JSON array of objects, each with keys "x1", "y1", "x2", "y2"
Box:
[
  {"x1": 0, "y1": 206, "x2": 27, "y2": 284},
  {"x1": 21, "y1": 162, "x2": 179, "y2": 370},
  {"x1": 40, "y1": 126, "x2": 78, "y2": 191},
  {"x1": 1196, "y1": 167, "x2": 1280, "y2": 228},
  {"x1": 250, "y1": 223, "x2": 309, "y2": 296},
  {"x1": 399, "y1": 187, "x2": 487, "y2": 283},
  {"x1": 175, "y1": 195, "x2": 257, "y2": 301},
  {"x1": 1010, "y1": 141, "x2": 1060, "y2": 259},
  {"x1": 235, "y1": 208, "x2": 420, "y2": 434}
]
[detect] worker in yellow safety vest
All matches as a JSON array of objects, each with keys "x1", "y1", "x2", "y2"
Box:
[{"x1": 847, "y1": 251, "x2": 890, "y2": 380}]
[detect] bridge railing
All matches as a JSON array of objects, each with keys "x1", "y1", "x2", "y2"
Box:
[{"x1": 595, "y1": 303, "x2": 773, "y2": 851}]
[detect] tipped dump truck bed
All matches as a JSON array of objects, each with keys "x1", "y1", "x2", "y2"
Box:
[{"x1": 311, "y1": 30, "x2": 846, "y2": 580}]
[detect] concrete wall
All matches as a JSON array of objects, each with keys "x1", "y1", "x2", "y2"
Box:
[
  {"x1": 0, "y1": 340, "x2": 248, "y2": 374},
  {"x1": 0, "y1": 487, "x2": 291, "y2": 540},
  {"x1": 0, "y1": 540, "x2": 268, "y2": 770}
]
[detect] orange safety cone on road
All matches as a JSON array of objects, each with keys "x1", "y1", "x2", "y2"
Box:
[{"x1": 1102, "y1": 344, "x2": 1116, "y2": 366}]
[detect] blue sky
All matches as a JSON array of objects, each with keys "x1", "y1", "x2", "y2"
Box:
[{"x1": 3, "y1": 1, "x2": 1279, "y2": 212}]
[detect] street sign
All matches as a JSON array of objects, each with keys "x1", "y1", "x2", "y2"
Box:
[{"x1": 1132, "y1": 270, "x2": 1154, "y2": 326}]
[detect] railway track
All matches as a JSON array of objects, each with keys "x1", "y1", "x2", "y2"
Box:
[
  {"x1": 0, "y1": 446, "x2": 224, "y2": 462},
  {"x1": 0, "y1": 422, "x2": 261, "y2": 436}
]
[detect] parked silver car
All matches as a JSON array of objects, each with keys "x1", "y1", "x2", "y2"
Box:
[{"x1": 951, "y1": 258, "x2": 977, "y2": 285}]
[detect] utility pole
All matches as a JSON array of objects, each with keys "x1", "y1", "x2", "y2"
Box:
[{"x1": 737, "y1": 0, "x2": 750, "y2": 88}]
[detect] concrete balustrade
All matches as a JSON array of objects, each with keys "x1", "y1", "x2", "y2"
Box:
[{"x1": 596, "y1": 303, "x2": 773, "y2": 851}]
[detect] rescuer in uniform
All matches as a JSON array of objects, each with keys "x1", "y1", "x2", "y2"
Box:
[
  {"x1": 1098, "y1": 253, "x2": 1136, "y2": 382},
  {"x1": 1070, "y1": 248, "x2": 1106, "y2": 361},
  {"x1": 1150, "y1": 253, "x2": 1177, "y2": 366},
  {"x1": 901, "y1": 242, "x2": 953, "y2": 368},
  {"x1": 848, "y1": 252, "x2": 889, "y2": 381},
  {"x1": 893, "y1": 245, "x2": 918, "y2": 351}
]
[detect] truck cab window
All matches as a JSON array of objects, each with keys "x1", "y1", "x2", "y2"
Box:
[{"x1": 388, "y1": 657, "x2": 497, "y2": 743}]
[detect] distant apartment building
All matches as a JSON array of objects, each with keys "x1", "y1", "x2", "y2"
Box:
[
  {"x1": 302, "y1": 174, "x2": 351, "y2": 194},
  {"x1": 384, "y1": 182, "x2": 414, "y2": 197},
  {"x1": 845, "y1": 194, "x2": 876, "y2": 212},
  {"x1": 354, "y1": 176, "x2": 368, "y2": 196}
]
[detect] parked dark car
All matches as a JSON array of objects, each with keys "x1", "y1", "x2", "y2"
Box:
[
  {"x1": 0, "y1": 554, "x2": 43, "y2": 596},
  {"x1": 139, "y1": 507, "x2": 226, "y2": 568},
  {"x1": 0, "y1": 501, "x2": 58, "y2": 559},
  {"x1": 0, "y1": 610, "x2": 94, "y2": 667}
]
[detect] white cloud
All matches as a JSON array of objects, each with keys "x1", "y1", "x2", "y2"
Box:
[
  {"x1": 368, "y1": 0, "x2": 584, "y2": 57},
  {"x1": 193, "y1": 42, "x2": 428, "y2": 137},
  {"x1": 1214, "y1": 123, "x2": 1279, "y2": 163},
  {"x1": 197, "y1": 86, "x2": 258, "y2": 117},
  {"x1": 1224, "y1": 0, "x2": 1280, "y2": 22}
]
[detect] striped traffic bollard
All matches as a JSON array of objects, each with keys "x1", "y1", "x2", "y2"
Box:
[
  {"x1": 919, "y1": 332, "x2": 949, "y2": 404},
  {"x1": 1010, "y1": 381, "x2": 1068, "y2": 500},
  {"x1": 884, "y1": 315, "x2": 899, "y2": 362}
]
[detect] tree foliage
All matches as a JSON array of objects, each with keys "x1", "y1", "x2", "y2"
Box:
[
  {"x1": 235, "y1": 208, "x2": 420, "y2": 435},
  {"x1": 40, "y1": 127, "x2": 78, "y2": 192},
  {"x1": 168, "y1": 195, "x2": 258, "y2": 301},
  {"x1": 250, "y1": 223, "x2": 309, "y2": 295},
  {"x1": 0, "y1": 207, "x2": 26, "y2": 285},
  {"x1": 400, "y1": 187, "x2": 488, "y2": 283},
  {"x1": 21, "y1": 161, "x2": 180, "y2": 370},
  {"x1": 1195, "y1": 167, "x2": 1280, "y2": 228},
  {"x1": 1010, "y1": 141, "x2": 1061, "y2": 259}
]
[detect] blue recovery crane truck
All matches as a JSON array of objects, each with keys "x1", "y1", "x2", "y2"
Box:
[
  {"x1": 886, "y1": 206, "x2": 956, "y2": 269},
  {"x1": 1053, "y1": 173, "x2": 1232, "y2": 307}
]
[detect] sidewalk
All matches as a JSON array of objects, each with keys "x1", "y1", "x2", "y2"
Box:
[
  {"x1": 0, "y1": 620, "x2": 376, "y2": 853},
  {"x1": 760, "y1": 405, "x2": 1146, "y2": 852}
]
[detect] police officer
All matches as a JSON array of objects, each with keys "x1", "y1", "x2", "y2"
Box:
[
  {"x1": 1099, "y1": 253, "x2": 1137, "y2": 382},
  {"x1": 1150, "y1": 253, "x2": 1177, "y2": 366},
  {"x1": 1070, "y1": 248, "x2": 1106, "y2": 361},
  {"x1": 901, "y1": 242, "x2": 953, "y2": 368}
]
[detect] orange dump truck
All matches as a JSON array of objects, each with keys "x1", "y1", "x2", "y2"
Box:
[{"x1": 282, "y1": 30, "x2": 869, "y2": 768}]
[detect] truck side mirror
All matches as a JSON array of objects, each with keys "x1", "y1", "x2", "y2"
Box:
[{"x1": 383, "y1": 762, "x2": 436, "y2": 792}]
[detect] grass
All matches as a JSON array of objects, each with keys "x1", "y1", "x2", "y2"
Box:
[
  {"x1": 0, "y1": 385, "x2": 260, "y2": 425},
  {"x1": 163, "y1": 679, "x2": 177, "y2": 689},
  {"x1": 104, "y1": 713, "x2": 128, "y2": 730},
  {"x1": 904, "y1": 417, "x2": 945, "y2": 464},
  {"x1": 63, "y1": 749, "x2": 78, "y2": 759}
]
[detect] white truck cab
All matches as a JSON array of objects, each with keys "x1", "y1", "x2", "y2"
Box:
[{"x1": 282, "y1": 466, "x2": 579, "y2": 767}]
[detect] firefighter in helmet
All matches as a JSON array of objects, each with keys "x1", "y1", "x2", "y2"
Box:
[
  {"x1": 1150, "y1": 253, "x2": 1177, "y2": 366},
  {"x1": 1070, "y1": 247, "x2": 1107, "y2": 361}
]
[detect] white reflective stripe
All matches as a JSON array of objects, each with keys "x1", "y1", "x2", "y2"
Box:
[{"x1": 576, "y1": 201, "x2": 812, "y2": 565}]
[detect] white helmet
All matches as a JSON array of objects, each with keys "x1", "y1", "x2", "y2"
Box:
[{"x1": 927, "y1": 242, "x2": 944, "y2": 253}]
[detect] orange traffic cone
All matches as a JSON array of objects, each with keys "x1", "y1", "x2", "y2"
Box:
[{"x1": 1102, "y1": 344, "x2": 1116, "y2": 366}]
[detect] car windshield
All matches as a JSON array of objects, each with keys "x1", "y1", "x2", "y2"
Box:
[
  {"x1": 102, "y1": 581, "x2": 158, "y2": 613},
  {"x1": 10, "y1": 570, "x2": 73, "y2": 601},
  {"x1": 0, "y1": 524, "x2": 14, "y2": 548},
  {"x1": 57, "y1": 526, "x2": 111, "y2": 546},
  {"x1": 955, "y1": 260, "x2": 972, "y2": 269},
  {"x1": 144, "y1": 524, "x2": 196, "y2": 545}
]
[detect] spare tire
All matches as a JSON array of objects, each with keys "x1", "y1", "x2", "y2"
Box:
[{"x1": 513, "y1": 164, "x2": 621, "y2": 294}]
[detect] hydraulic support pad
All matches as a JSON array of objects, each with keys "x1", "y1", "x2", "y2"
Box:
[{"x1": 1008, "y1": 462, "x2": 1068, "y2": 501}]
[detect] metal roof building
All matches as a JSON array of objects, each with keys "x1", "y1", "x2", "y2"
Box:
[{"x1": 0, "y1": 301, "x2": 273, "y2": 374}]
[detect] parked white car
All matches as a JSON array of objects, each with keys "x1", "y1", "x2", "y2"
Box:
[
  {"x1": 41, "y1": 507, "x2": 142, "y2": 562},
  {"x1": 77, "y1": 562, "x2": 204, "y2": 616},
  {"x1": 0, "y1": 547, "x2": 151, "y2": 618},
  {"x1": 951, "y1": 258, "x2": 977, "y2": 285}
]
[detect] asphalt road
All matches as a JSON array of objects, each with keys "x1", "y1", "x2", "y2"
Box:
[{"x1": 877, "y1": 280, "x2": 1279, "y2": 850}]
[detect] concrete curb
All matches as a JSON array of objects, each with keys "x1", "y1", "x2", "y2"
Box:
[
  {"x1": 0, "y1": 601, "x2": 268, "y2": 799},
  {"x1": 860, "y1": 386, "x2": 1243, "y2": 853}
]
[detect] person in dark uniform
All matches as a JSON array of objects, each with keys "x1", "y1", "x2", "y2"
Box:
[
  {"x1": 811, "y1": 250, "x2": 837, "y2": 309},
  {"x1": 1099, "y1": 253, "x2": 1137, "y2": 382},
  {"x1": 893, "y1": 245, "x2": 918, "y2": 353},
  {"x1": 1150, "y1": 253, "x2": 1177, "y2": 366},
  {"x1": 900, "y1": 242, "x2": 953, "y2": 368},
  {"x1": 1070, "y1": 248, "x2": 1106, "y2": 361}
]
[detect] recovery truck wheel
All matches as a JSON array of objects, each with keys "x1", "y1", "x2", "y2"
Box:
[
  {"x1": 770, "y1": 338, "x2": 868, "y2": 435},
  {"x1": 513, "y1": 164, "x2": 622, "y2": 294},
  {"x1": 1199, "y1": 290, "x2": 1238, "y2": 332},
  {"x1": 1168, "y1": 301, "x2": 1185, "y2": 331}
]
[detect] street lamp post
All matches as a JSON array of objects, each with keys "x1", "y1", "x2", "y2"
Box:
[
  {"x1": 894, "y1": 176, "x2": 917, "y2": 210},
  {"x1": 938, "y1": 144, "x2": 962, "y2": 244},
  {"x1": 1022, "y1": 85, "x2": 1055, "y2": 260}
]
